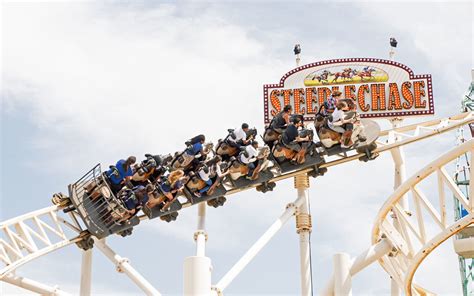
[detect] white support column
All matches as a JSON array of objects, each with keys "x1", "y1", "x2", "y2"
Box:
[
  {"x1": 294, "y1": 174, "x2": 312, "y2": 296},
  {"x1": 389, "y1": 118, "x2": 408, "y2": 296},
  {"x1": 2, "y1": 273, "x2": 71, "y2": 296},
  {"x1": 80, "y1": 249, "x2": 93, "y2": 296},
  {"x1": 93, "y1": 238, "x2": 161, "y2": 296},
  {"x1": 391, "y1": 277, "x2": 401, "y2": 296},
  {"x1": 333, "y1": 253, "x2": 352, "y2": 296},
  {"x1": 390, "y1": 119, "x2": 410, "y2": 213},
  {"x1": 215, "y1": 195, "x2": 305, "y2": 293},
  {"x1": 196, "y1": 203, "x2": 207, "y2": 257},
  {"x1": 184, "y1": 256, "x2": 212, "y2": 296},
  {"x1": 183, "y1": 202, "x2": 212, "y2": 296},
  {"x1": 321, "y1": 238, "x2": 392, "y2": 296},
  {"x1": 388, "y1": 43, "x2": 410, "y2": 215}
]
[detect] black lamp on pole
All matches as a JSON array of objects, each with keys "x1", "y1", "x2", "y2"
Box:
[{"x1": 294, "y1": 44, "x2": 301, "y2": 67}]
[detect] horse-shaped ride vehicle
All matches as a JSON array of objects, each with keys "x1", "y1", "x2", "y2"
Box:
[
  {"x1": 216, "y1": 128, "x2": 257, "y2": 160},
  {"x1": 169, "y1": 142, "x2": 214, "y2": 172},
  {"x1": 228, "y1": 146, "x2": 274, "y2": 181},
  {"x1": 314, "y1": 100, "x2": 379, "y2": 161},
  {"x1": 272, "y1": 127, "x2": 316, "y2": 165}
]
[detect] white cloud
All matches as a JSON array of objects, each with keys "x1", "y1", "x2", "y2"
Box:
[
  {"x1": 1, "y1": 1, "x2": 470, "y2": 295},
  {"x1": 2, "y1": 2, "x2": 283, "y2": 171},
  {"x1": 356, "y1": 1, "x2": 473, "y2": 103}
]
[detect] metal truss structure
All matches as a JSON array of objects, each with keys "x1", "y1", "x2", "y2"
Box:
[
  {"x1": 372, "y1": 139, "x2": 474, "y2": 296},
  {"x1": 1, "y1": 111, "x2": 474, "y2": 295}
]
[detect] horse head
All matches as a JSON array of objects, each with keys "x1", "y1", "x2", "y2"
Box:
[
  {"x1": 202, "y1": 142, "x2": 214, "y2": 155},
  {"x1": 160, "y1": 153, "x2": 173, "y2": 167},
  {"x1": 299, "y1": 128, "x2": 314, "y2": 141},
  {"x1": 257, "y1": 146, "x2": 271, "y2": 159},
  {"x1": 314, "y1": 115, "x2": 325, "y2": 132},
  {"x1": 263, "y1": 127, "x2": 280, "y2": 144},
  {"x1": 246, "y1": 128, "x2": 258, "y2": 140}
]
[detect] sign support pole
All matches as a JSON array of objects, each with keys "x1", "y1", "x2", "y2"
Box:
[
  {"x1": 294, "y1": 174, "x2": 312, "y2": 296},
  {"x1": 388, "y1": 42, "x2": 406, "y2": 296},
  {"x1": 184, "y1": 202, "x2": 212, "y2": 295}
]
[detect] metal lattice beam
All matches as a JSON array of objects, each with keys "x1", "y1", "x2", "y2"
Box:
[{"x1": 372, "y1": 140, "x2": 474, "y2": 296}]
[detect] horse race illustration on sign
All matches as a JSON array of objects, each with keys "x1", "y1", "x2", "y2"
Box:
[{"x1": 304, "y1": 65, "x2": 389, "y2": 86}]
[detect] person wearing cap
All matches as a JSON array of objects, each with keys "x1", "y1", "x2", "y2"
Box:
[
  {"x1": 270, "y1": 104, "x2": 293, "y2": 133},
  {"x1": 105, "y1": 156, "x2": 136, "y2": 193},
  {"x1": 323, "y1": 90, "x2": 342, "y2": 116},
  {"x1": 281, "y1": 115, "x2": 310, "y2": 162},
  {"x1": 239, "y1": 140, "x2": 260, "y2": 179},
  {"x1": 227, "y1": 123, "x2": 252, "y2": 149}
]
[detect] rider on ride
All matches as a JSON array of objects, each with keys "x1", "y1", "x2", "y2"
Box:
[
  {"x1": 281, "y1": 115, "x2": 310, "y2": 163},
  {"x1": 131, "y1": 154, "x2": 163, "y2": 185},
  {"x1": 105, "y1": 156, "x2": 136, "y2": 194},
  {"x1": 156, "y1": 170, "x2": 187, "y2": 211},
  {"x1": 270, "y1": 105, "x2": 293, "y2": 133},
  {"x1": 323, "y1": 90, "x2": 342, "y2": 116},
  {"x1": 329, "y1": 100, "x2": 354, "y2": 148},
  {"x1": 193, "y1": 156, "x2": 229, "y2": 197},
  {"x1": 238, "y1": 141, "x2": 259, "y2": 180},
  {"x1": 119, "y1": 184, "x2": 154, "y2": 218},
  {"x1": 227, "y1": 123, "x2": 252, "y2": 149},
  {"x1": 186, "y1": 135, "x2": 206, "y2": 158}
]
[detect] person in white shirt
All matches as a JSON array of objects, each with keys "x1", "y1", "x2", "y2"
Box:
[
  {"x1": 328, "y1": 100, "x2": 354, "y2": 148},
  {"x1": 227, "y1": 123, "x2": 251, "y2": 149},
  {"x1": 239, "y1": 141, "x2": 259, "y2": 179},
  {"x1": 194, "y1": 156, "x2": 229, "y2": 197}
]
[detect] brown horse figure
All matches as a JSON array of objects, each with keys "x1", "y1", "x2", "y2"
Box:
[
  {"x1": 170, "y1": 142, "x2": 214, "y2": 171},
  {"x1": 216, "y1": 128, "x2": 257, "y2": 160},
  {"x1": 272, "y1": 128, "x2": 315, "y2": 164},
  {"x1": 263, "y1": 126, "x2": 281, "y2": 148},
  {"x1": 228, "y1": 146, "x2": 273, "y2": 181},
  {"x1": 186, "y1": 157, "x2": 230, "y2": 196},
  {"x1": 131, "y1": 154, "x2": 170, "y2": 185},
  {"x1": 332, "y1": 68, "x2": 355, "y2": 82},
  {"x1": 311, "y1": 70, "x2": 330, "y2": 84},
  {"x1": 314, "y1": 106, "x2": 366, "y2": 149},
  {"x1": 356, "y1": 68, "x2": 376, "y2": 81}
]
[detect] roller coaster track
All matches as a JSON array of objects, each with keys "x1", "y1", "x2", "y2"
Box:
[
  {"x1": 1, "y1": 111, "x2": 473, "y2": 293},
  {"x1": 371, "y1": 139, "x2": 474, "y2": 296}
]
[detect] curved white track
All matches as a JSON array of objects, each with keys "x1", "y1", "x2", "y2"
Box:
[
  {"x1": 372, "y1": 139, "x2": 474, "y2": 296},
  {"x1": 1, "y1": 112, "x2": 473, "y2": 294}
]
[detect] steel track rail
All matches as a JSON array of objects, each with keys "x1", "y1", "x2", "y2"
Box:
[
  {"x1": 372, "y1": 139, "x2": 474, "y2": 295},
  {"x1": 1, "y1": 112, "x2": 473, "y2": 289}
]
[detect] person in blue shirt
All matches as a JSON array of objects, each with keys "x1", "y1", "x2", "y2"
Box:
[
  {"x1": 118, "y1": 184, "x2": 153, "y2": 221},
  {"x1": 186, "y1": 135, "x2": 205, "y2": 157},
  {"x1": 105, "y1": 156, "x2": 136, "y2": 194}
]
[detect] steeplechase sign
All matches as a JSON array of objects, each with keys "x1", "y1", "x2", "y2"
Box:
[{"x1": 263, "y1": 58, "x2": 434, "y2": 123}]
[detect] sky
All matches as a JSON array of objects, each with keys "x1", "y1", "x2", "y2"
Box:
[{"x1": 1, "y1": 0, "x2": 473, "y2": 295}]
